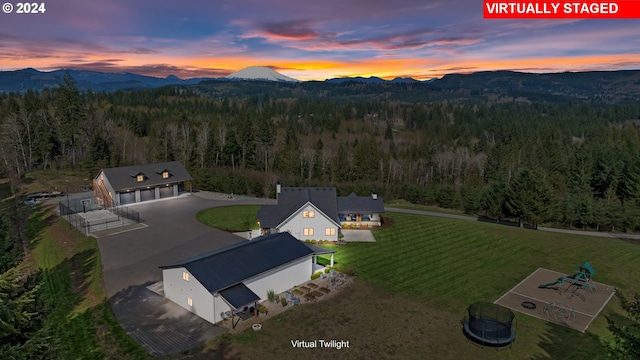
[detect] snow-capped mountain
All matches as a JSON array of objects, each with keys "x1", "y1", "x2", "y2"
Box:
[{"x1": 226, "y1": 66, "x2": 299, "y2": 82}]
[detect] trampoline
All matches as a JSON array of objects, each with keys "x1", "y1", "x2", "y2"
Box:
[{"x1": 463, "y1": 302, "x2": 516, "y2": 348}]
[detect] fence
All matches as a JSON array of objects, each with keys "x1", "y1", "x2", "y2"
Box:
[
  {"x1": 62, "y1": 197, "x2": 100, "y2": 213},
  {"x1": 59, "y1": 201, "x2": 141, "y2": 236},
  {"x1": 108, "y1": 205, "x2": 141, "y2": 224},
  {"x1": 59, "y1": 201, "x2": 89, "y2": 235}
]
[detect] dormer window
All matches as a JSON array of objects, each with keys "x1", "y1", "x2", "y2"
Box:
[
  {"x1": 136, "y1": 174, "x2": 144, "y2": 182},
  {"x1": 162, "y1": 171, "x2": 170, "y2": 179}
]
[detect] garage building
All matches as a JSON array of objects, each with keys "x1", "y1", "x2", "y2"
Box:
[{"x1": 94, "y1": 161, "x2": 192, "y2": 207}]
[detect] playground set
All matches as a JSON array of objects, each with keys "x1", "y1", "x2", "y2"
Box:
[
  {"x1": 493, "y1": 262, "x2": 616, "y2": 333},
  {"x1": 538, "y1": 262, "x2": 597, "y2": 302}
]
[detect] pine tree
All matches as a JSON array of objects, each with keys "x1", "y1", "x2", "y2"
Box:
[{"x1": 607, "y1": 292, "x2": 640, "y2": 359}]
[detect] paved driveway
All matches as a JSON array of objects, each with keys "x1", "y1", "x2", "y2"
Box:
[{"x1": 97, "y1": 193, "x2": 273, "y2": 356}]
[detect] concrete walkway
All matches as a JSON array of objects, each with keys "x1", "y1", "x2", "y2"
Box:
[{"x1": 341, "y1": 229, "x2": 376, "y2": 242}]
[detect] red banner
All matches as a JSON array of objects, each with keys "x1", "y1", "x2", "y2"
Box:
[{"x1": 484, "y1": 1, "x2": 640, "y2": 18}]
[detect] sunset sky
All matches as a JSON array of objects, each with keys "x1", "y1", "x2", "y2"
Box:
[{"x1": 1, "y1": 0, "x2": 639, "y2": 80}]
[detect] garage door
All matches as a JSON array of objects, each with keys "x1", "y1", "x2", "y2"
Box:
[
  {"x1": 140, "y1": 189, "x2": 155, "y2": 202},
  {"x1": 159, "y1": 186, "x2": 173, "y2": 198},
  {"x1": 119, "y1": 192, "x2": 135, "y2": 205}
]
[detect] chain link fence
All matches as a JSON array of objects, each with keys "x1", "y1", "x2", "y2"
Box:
[{"x1": 59, "y1": 200, "x2": 141, "y2": 236}]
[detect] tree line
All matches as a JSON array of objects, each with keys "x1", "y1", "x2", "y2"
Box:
[{"x1": 1, "y1": 77, "x2": 640, "y2": 231}]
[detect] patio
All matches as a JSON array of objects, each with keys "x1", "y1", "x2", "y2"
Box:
[{"x1": 218, "y1": 270, "x2": 353, "y2": 333}]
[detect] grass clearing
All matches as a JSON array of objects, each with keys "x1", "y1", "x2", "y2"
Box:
[
  {"x1": 21, "y1": 169, "x2": 92, "y2": 195},
  {"x1": 30, "y1": 208, "x2": 149, "y2": 359},
  {"x1": 196, "y1": 205, "x2": 261, "y2": 231},
  {"x1": 198, "y1": 207, "x2": 639, "y2": 359}
]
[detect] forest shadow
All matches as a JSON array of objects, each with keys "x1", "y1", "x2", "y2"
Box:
[
  {"x1": 477, "y1": 216, "x2": 537, "y2": 230},
  {"x1": 528, "y1": 321, "x2": 609, "y2": 360}
]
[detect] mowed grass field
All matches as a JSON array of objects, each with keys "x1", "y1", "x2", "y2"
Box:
[{"x1": 198, "y1": 206, "x2": 640, "y2": 360}]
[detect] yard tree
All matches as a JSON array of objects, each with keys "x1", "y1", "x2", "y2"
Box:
[
  {"x1": 607, "y1": 292, "x2": 640, "y2": 360},
  {"x1": 504, "y1": 168, "x2": 555, "y2": 228},
  {"x1": 480, "y1": 181, "x2": 507, "y2": 221},
  {"x1": 0, "y1": 268, "x2": 44, "y2": 351}
]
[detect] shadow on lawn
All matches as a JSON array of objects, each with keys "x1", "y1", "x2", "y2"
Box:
[
  {"x1": 37, "y1": 249, "x2": 148, "y2": 359},
  {"x1": 528, "y1": 322, "x2": 608, "y2": 360},
  {"x1": 477, "y1": 216, "x2": 537, "y2": 230}
]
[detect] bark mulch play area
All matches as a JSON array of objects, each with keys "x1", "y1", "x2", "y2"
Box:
[{"x1": 494, "y1": 267, "x2": 616, "y2": 333}]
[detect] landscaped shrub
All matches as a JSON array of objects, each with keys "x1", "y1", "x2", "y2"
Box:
[
  {"x1": 311, "y1": 272, "x2": 322, "y2": 280},
  {"x1": 267, "y1": 289, "x2": 276, "y2": 302},
  {"x1": 259, "y1": 305, "x2": 267, "y2": 314},
  {"x1": 281, "y1": 297, "x2": 288, "y2": 307},
  {"x1": 324, "y1": 267, "x2": 335, "y2": 274},
  {"x1": 310, "y1": 239, "x2": 317, "y2": 244}
]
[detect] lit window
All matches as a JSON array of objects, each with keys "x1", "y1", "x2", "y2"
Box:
[
  {"x1": 136, "y1": 174, "x2": 144, "y2": 182},
  {"x1": 303, "y1": 211, "x2": 315, "y2": 218},
  {"x1": 303, "y1": 228, "x2": 314, "y2": 236},
  {"x1": 182, "y1": 271, "x2": 189, "y2": 282},
  {"x1": 187, "y1": 297, "x2": 193, "y2": 307},
  {"x1": 325, "y1": 228, "x2": 336, "y2": 236},
  {"x1": 162, "y1": 171, "x2": 170, "y2": 179}
]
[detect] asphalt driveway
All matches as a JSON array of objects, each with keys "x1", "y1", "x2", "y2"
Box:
[{"x1": 97, "y1": 193, "x2": 273, "y2": 356}]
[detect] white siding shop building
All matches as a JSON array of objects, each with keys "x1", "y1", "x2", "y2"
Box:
[{"x1": 160, "y1": 232, "x2": 333, "y2": 326}]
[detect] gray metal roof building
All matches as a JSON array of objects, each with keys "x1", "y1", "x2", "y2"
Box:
[{"x1": 160, "y1": 232, "x2": 318, "y2": 294}]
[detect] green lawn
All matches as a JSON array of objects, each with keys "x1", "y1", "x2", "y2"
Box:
[
  {"x1": 196, "y1": 205, "x2": 262, "y2": 232},
  {"x1": 33, "y1": 212, "x2": 149, "y2": 359},
  {"x1": 197, "y1": 206, "x2": 640, "y2": 359}
]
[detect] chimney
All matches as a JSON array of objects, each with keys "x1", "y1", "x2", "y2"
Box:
[
  {"x1": 372, "y1": 190, "x2": 377, "y2": 200},
  {"x1": 276, "y1": 180, "x2": 281, "y2": 200}
]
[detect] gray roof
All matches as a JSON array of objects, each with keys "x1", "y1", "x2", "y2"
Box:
[
  {"x1": 257, "y1": 187, "x2": 340, "y2": 228},
  {"x1": 99, "y1": 161, "x2": 192, "y2": 192},
  {"x1": 218, "y1": 283, "x2": 260, "y2": 309},
  {"x1": 337, "y1": 192, "x2": 385, "y2": 214},
  {"x1": 160, "y1": 232, "x2": 316, "y2": 294}
]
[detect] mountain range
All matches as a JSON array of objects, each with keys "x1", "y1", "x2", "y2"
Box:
[
  {"x1": 0, "y1": 66, "x2": 435, "y2": 93},
  {"x1": 0, "y1": 67, "x2": 639, "y2": 104}
]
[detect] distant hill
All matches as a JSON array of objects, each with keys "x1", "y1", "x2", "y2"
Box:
[
  {"x1": 0, "y1": 68, "x2": 212, "y2": 93},
  {"x1": 325, "y1": 76, "x2": 424, "y2": 84},
  {"x1": 225, "y1": 66, "x2": 300, "y2": 82},
  {"x1": 433, "y1": 70, "x2": 640, "y2": 102},
  {"x1": 0, "y1": 68, "x2": 639, "y2": 103}
]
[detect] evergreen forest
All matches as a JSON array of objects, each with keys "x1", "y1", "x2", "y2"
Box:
[{"x1": 2, "y1": 75, "x2": 640, "y2": 232}]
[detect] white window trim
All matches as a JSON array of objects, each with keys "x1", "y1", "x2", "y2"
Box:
[
  {"x1": 182, "y1": 271, "x2": 189, "y2": 282},
  {"x1": 325, "y1": 227, "x2": 336, "y2": 236},
  {"x1": 303, "y1": 228, "x2": 314, "y2": 236}
]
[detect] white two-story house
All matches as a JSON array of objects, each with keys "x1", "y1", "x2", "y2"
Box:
[{"x1": 257, "y1": 185, "x2": 385, "y2": 241}]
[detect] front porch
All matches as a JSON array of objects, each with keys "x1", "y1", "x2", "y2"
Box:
[{"x1": 339, "y1": 213, "x2": 382, "y2": 229}]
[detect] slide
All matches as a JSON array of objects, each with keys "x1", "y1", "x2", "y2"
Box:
[{"x1": 538, "y1": 277, "x2": 568, "y2": 289}]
